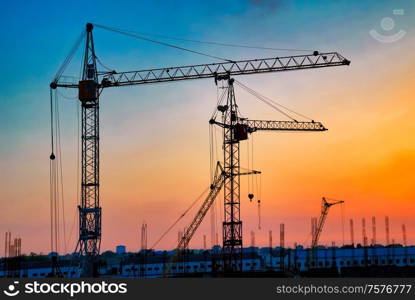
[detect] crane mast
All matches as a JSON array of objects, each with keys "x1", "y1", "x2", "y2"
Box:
[
  {"x1": 51, "y1": 23, "x2": 350, "y2": 276},
  {"x1": 222, "y1": 78, "x2": 242, "y2": 272},
  {"x1": 75, "y1": 23, "x2": 102, "y2": 276}
]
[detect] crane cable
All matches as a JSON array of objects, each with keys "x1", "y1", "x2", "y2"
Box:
[
  {"x1": 209, "y1": 87, "x2": 227, "y2": 182},
  {"x1": 234, "y1": 80, "x2": 314, "y2": 121},
  {"x1": 95, "y1": 56, "x2": 115, "y2": 72},
  {"x1": 257, "y1": 173, "x2": 262, "y2": 230},
  {"x1": 52, "y1": 24, "x2": 315, "y2": 85},
  {"x1": 49, "y1": 89, "x2": 68, "y2": 255},
  {"x1": 247, "y1": 135, "x2": 251, "y2": 196},
  {"x1": 52, "y1": 31, "x2": 85, "y2": 85},
  {"x1": 109, "y1": 28, "x2": 316, "y2": 53},
  {"x1": 341, "y1": 202, "x2": 345, "y2": 246},
  {"x1": 55, "y1": 92, "x2": 60, "y2": 253},
  {"x1": 49, "y1": 89, "x2": 55, "y2": 253},
  {"x1": 208, "y1": 86, "x2": 227, "y2": 246},
  {"x1": 55, "y1": 91, "x2": 67, "y2": 254},
  {"x1": 209, "y1": 125, "x2": 213, "y2": 183},
  {"x1": 213, "y1": 126, "x2": 220, "y2": 245},
  {"x1": 66, "y1": 102, "x2": 80, "y2": 251},
  {"x1": 57, "y1": 90, "x2": 78, "y2": 100},
  {"x1": 252, "y1": 133, "x2": 262, "y2": 230},
  {"x1": 210, "y1": 87, "x2": 227, "y2": 121},
  {"x1": 94, "y1": 24, "x2": 235, "y2": 63},
  {"x1": 251, "y1": 133, "x2": 254, "y2": 198},
  {"x1": 150, "y1": 186, "x2": 210, "y2": 249},
  {"x1": 49, "y1": 89, "x2": 59, "y2": 254}
]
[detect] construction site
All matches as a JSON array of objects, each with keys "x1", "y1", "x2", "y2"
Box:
[
  {"x1": 2, "y1": 216, "x2": 415, "y2": 278},
  {"x1": 1, "y1": 8, "x2": 414, "y2": 279}
]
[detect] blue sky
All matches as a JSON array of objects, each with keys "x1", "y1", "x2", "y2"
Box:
[
  {"x1": 1, "y1": 0, "x2": 413, "y2": 87},
  {"x1": 1, "y1": 0, "x2": 413, "y2": 141}
]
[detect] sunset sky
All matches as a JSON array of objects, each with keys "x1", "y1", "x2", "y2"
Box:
[{"x1": 1, "y1": 0, "x2": 414, "y2": 255}]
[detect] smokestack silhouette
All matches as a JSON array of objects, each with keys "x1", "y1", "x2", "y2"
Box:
[
  {"x1": 5, "y1": 232, "x2": 12, "y2": 258},
  {"x1": 3, "y1": 232, "x2": 21, "y2": 258},
  {"x1": 280, "y1": 223, "x2": 285, "y2": 248},
  {"x1": 349, "y1": 219, "x2": 354, "y2": 246},
  {"x1": 402, "y1": 224, "x2": 407, "y2": 246},
  {"x1": 18, "y1": 238, "x2": 21, "y2": 256},
  {"x1": 13, "y1": 238, "x2": 18, "y2": 256},
  {"x1": 371, "y1": 216, "x2": 377, "y2": 245},
  {"x1": 269, "y1": 230, "x2": 273, "y2": 248},
  {"x1": 141, "y1": 222, "x2": 147, "y2": 250},
  {"x1": 4, "y1": 232, "x2": 8, "y2": 258},
  {"x1": 385, "y1": 216, "x2": 390, "y2": 245},
  {"x1": 251, "y1": 230, "x2": 255, "y2": 247},
  {"x1": 203, "y1": 234, "x2": 207, "y2": 250},
  {"x1": 362, "y1": 218, "x2": 368, "y2": 247}
]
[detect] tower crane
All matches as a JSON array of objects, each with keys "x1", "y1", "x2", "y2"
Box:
[
  {"x1": 169, "y1": 107, "x2": 326, "y2": 274},
  {"x1": 50, "y1": 23, "x2": 350, "y2": 276},
  {"x1": 311, "y1": 197, "x2": 344, "y2": 248},
  {"x1": 208, "y1": 77, "x2": 330, "y2": 273}
]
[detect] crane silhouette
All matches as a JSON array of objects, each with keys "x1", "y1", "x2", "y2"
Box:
[
  {"x1": 312, "y1": 197, "x2": 345, "y2": 248},
  {"x1": 50, "y1": 23, "x2": 350, "y2": 276}
]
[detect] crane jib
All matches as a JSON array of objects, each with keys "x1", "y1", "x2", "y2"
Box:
[{"x1": 54, "y1": 52, "x2": 350, "y2": 89}]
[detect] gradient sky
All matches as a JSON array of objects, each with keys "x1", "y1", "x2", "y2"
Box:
[{"x1": 1, "y1": 0, "x2": 415, "y2": 255}]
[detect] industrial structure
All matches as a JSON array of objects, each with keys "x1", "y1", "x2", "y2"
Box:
[
  {"x1": 141, "y1": 222, "x2": 148, "y2": 251},
  {"x1": 4, "y1": 232, "x2": 21, "y2": 258},
  {"x1": 362, "y1": 218, "x2": 368, "y2": 247},
  {"x1": 402, "y1": 224, "x2": 407, "y2": 247},
  {"x1": 3, "y1": 232, "x2": 22, "y2": 278},
  {"x1": 2, "y1": 244, "x2": 415, "y2": 278},
  {"x1": 350, "y1": 219, "x2": 355, "y2": 246},
  {"x1": 172, "y1": 77, "x2": 335, "y2": 273},
  {"x1": 371, "y1": 216, "x2": 377, "y2": 246},
  {"x1": 385, "y1": 216, "x2": 391, "y2": 245},
  {"x1": 49, "y1": 23, "x2": 350, "y2": 276},
  {"x1": 311, "y1": 197, "x2": 344, "y2": 248},
  {"x1": 1, "y1": 218, "x2": 413, "y2": 278}
]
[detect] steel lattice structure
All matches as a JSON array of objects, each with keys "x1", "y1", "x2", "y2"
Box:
[
  {"x1": 55, "y1": 52, "x2": 349, "y2": 88},
  {"x1": 177, "y1": 162, "x2": 226, "y2": 251},
  {"x1": 78, "y1": 23, "x2": 101, "y2": 276},
  {"x1": 51, "y1": 23, "x2": 350, "y2": 276},
  {"x1": 242, "y1": 119, "x2": 326, "y2": 132},
  {"x1": 222, "y1": 79, "x2": 243, "y2": 272},
  {"x1": 210, "y1": 78, "x2": 328, "y2": 272},
  {"x1": 311, "y1": 197, "x2": 344, "y2": 248}
]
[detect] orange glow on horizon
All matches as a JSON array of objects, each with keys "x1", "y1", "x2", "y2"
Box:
[{"x1": 2, "y1": 38, "x2": 415, "y2": 255}]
